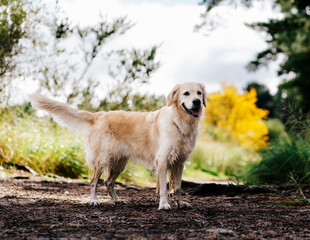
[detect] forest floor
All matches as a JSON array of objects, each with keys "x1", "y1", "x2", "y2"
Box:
[{"x1": 1, "y1": 174, "x2": 310, "y2": 239}]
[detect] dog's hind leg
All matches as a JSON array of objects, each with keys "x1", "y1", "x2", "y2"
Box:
[
  {"x1": 90, "y1": 165, "x2": 104, "y2": 206},
  {"x1": 105, "y1": 157, "x2": 128, "y2": 202}
]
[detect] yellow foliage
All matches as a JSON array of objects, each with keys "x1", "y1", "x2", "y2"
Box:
[{"x1": 205, "y1": 85, "x2": 269, "y2": 150}]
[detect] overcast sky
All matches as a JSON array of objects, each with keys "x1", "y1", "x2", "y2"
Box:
[{"x1": 53, "y1": 0, "x2": 282, "y2": 97}]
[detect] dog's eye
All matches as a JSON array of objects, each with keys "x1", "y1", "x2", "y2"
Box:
[
  {"x1": 183, "y1": 92, "x2": 190, "y2": 96},
  {"x1": 197, "y1": 91, "x2": 202, "y2": 95}
]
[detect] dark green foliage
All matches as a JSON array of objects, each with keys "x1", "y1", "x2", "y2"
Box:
[
  {"x1": 244, "y1": 107, "x2": 310, "y2": 185},
  {"x1": 245, "y1": 82, "x2": 275, "y2": 117},
  {"x1": 265, "y1": 118, "x2": 287, "y2": 142},
  {"x1": 245, "y1": 135, "x2": 310, "y2": 184},
  {"x1": 247, "y1": 0, "x2": 310, "y2": 113}
]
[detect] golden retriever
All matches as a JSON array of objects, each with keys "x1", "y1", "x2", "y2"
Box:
[{"x1": 30, "y1": 82, "x2": 206, "y2": 210}]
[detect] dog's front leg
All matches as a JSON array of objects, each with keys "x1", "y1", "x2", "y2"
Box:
[
  {"x1": 174, "y1": 163, "x2": 191, "y2": 208},
  {"x1": 157, "y1": 160, "x2": 171, "y2": 210}
]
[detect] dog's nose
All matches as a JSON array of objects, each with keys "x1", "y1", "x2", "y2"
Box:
[{"x1": 193, "y1": 99, "x2": 201, "y2": 106}]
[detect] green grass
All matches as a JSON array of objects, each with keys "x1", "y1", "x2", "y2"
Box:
[
  {"x1": 117, "y1": 161, "x2": 156, "y2": 186},
  {"x1": 243, "y1": 113, "x2": 310, "y2": 185},
  {"x1": 0, "y1": 108, "x2": 87, "y2": 178},
  {"x1": 243, "y1": 133, "x2": 310, "y2": 185},
  {"x1": 265, "y1": 118, "x2": 287, "y2": 141},
  {"x1": 184, "y1": 126, "x2": 259, "y2": 180}
]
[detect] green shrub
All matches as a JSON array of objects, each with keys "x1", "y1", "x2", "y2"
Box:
[
  {"x1": 244, "y1": 135, "x2": 310, "y2": 184},
  {"x1": 0, "y1": 107, "x2": 87, "y2": 178},
  {"x1": 266, "y1": 118, "x2": 287, "y2": 142},
  {"x1": 244, "y1": 110, "x2": 310, "y2": 185}
]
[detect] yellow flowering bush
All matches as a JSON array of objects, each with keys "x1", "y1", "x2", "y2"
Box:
[{"x1": 205, "y1": 85, "x2": 269, "y2": 150}]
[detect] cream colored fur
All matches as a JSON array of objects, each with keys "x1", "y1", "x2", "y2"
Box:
[{"x1": 30, "y1": 82, "x2": 206, "y2": 210}]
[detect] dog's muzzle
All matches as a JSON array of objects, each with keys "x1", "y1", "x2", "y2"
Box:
[{"x1": 182, "y1": 99, "x2": 201, "y2": 118}]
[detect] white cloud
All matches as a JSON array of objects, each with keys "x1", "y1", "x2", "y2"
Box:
[{"x1": 53, "y1": 0, "x2": 281, "y2": 96}]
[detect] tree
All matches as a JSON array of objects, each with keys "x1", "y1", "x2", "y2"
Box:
[
  {"x1": 205, "y1": 84, "x2": 269, "y2": 150},
  {"x1": 195, "y1": 0, "x2": 252, "y2": 32},
  {"x1": 0, "y1": 0, "x2": 26, "y2": 76},
  {"x1": 0, "y1": 0, "x2": 30, "y2": 103},
  {"x1": 36, "y1": 12, "x2": 134, "y2": 105},
  {"x1": 0, "y1": 1, "x2": 161, "y2": 110},
  {"x1": 245, "y1": 82, "x2": 275, "y2": 117},
  {"x1": 247, "y1": 0, "x2": 310, "y2": 113},
  {"x1": 33, "y1": 2, "x2": 160, "y2": 109},
  {"x1": 198, "y1": 0, "x2": 310, "y2": 112},
  {"x1": 79, "y1": 47, "x2": 161, "y2": 112}
]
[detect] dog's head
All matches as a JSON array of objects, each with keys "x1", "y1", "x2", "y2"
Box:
[{"x1": 167, "y1": 82, "x2": 206, "y2": 118}]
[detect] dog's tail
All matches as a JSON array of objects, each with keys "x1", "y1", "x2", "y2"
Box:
[{"x1": 30, "y1": 93, "x2": 95, "y2": 135}]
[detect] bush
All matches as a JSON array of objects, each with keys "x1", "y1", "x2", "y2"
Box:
[
  {"x1": 244, "y1": 110, "x2": 310, "y2": 185},
  {"x1": 244, "y1": 135, "x2": 310, "y2": 184},
  {"x1": 265, "y1": 118, "x2": 287, "y2": 142},
  {"x1": 205, "y1": 84, "x2": 269, "y2": 150}
]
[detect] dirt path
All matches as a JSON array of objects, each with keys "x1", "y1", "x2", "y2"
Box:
[{"x1": 1, "y1": 178, "x2": 309, "y2": 239}]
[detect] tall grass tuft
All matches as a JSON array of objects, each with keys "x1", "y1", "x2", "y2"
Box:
[
  {"x1": 0, "y1": 107, "x2": 87, "y2": 178},
  {"x1": 244, "y1": 135, "x2": 310, "y2": 184},
  {"x1": 244, "y1": 107, "x2": 310, "y2": 185},
  {"x1": 184, "y1": 125, "x2": 259, "y2": 179},
  {"x1": 265, "y1": 118, "x2": 287, "y2": 141}
]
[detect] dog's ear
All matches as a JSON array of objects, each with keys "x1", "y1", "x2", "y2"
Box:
[
  {"x1": 167, "y1": 84, "x2": 180, "y2": 106},
  {"x1": 199, "y1": 83, "x2": 207, "y2": 107}
]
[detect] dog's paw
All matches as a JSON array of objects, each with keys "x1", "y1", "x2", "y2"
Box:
[
  {"x1": 177, "y1": 200, "x2": 191, "y2": 209},
  {"x1": 114, "y1": 198, "x2": 127, "y2": 204},
  {"x1": 158, "y1": 202, "x2": 171, "y2": 210},
  {"x1": 90, "y1": 200, "x2": 100, "y2": 206}
]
